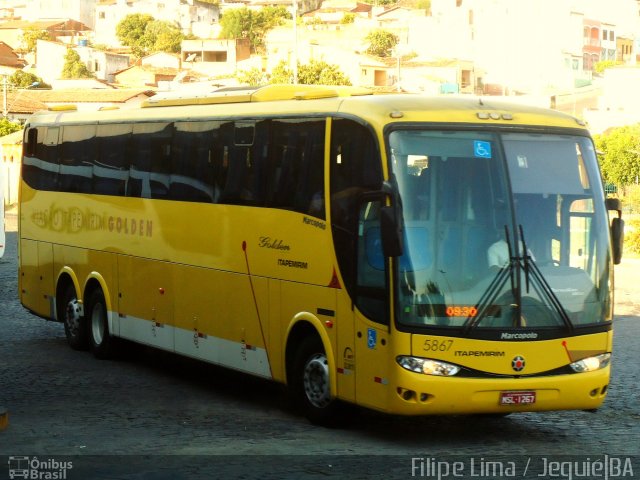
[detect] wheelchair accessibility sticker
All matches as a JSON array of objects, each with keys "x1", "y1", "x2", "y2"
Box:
[
  {"x1": 367, "y1": 328, "x2": 377, "y2": 349},
  {"x1": 474, "y1": 140, "x2": 492, "y2": 158}
]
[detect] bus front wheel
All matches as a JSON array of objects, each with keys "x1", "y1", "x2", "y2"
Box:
[
  {"x1": 61, "y1": 284, "x2": 88, "y2": 351},
  {"x1": 87, "y1": 289, "x2": 114, "y2": 359},
  {"x1": 291, "y1": 336, "x2": 342, "y2": 426}
]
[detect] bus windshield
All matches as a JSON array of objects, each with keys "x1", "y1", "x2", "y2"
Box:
[{"x1": 387, "y1": 129, "x2": 612, "y2": 332}]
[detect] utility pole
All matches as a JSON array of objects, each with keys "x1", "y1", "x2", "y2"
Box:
[
  {"x1": 3, "y1": 75, "x2": 7, "y2": 118},
  {"x1": 292, "y1": 0, "x2": 298, "y2": 84}
]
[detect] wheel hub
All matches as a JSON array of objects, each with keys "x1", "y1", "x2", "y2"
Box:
[
  {"x1": 65, "y1": 300, "x2": 82, "y2": 334},
  {"x1": 303, "y1": 353, "x2": 331, "y2": 408}
]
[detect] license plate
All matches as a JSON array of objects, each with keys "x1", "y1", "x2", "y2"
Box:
[{"x1": 499, "y1": 391, "x2": 536, "y2": 405}]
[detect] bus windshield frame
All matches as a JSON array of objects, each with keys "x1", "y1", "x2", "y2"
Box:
[{"x1": 382, "y1": 124, "x2": 613, "y2": 340}]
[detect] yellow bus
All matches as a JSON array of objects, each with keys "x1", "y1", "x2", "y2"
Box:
[{"x1": 19, "y1": 85, "x2": 625, "y2": 424}]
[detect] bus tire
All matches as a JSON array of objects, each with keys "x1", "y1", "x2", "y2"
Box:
[
  {"x1": 87, "y1": 288, "x2": 114, "y2": 359},
  {"x1": 61, "y1": 284, "x2": 88, "y2": 350},
  {"x1": 291, "y1": 335, "x2": 342, "y2": 426}
]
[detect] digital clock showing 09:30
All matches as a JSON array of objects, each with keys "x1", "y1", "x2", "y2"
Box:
[{"x1": 446, "y1": 305, "x2": 478, "y2": 317}]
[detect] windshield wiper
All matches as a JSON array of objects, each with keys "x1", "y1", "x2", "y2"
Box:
[
  {"x1": 463, "y1": 226, "x2": 520, "y2": 333},
  {"x1": 517, "y1": 225, "x2": 574, "y2": 332},
  {"x1": 463, "y1": 225, "x2": 574, "y2": 333}
]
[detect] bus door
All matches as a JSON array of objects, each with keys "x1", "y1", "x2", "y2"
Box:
[
  {"x1": 329, "y1": 117, "x2": 390, "y2": 410},
  {"x1": 352, "y1": 199, "x2": 392, "y2": 411}
]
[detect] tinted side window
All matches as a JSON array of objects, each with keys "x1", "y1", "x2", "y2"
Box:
[
  {"x1": 22, "y1": 127, "x2": 59, "y2": 191},
  {"x1": 171, "y1": 121, "x2": 219, "y2": 202},
  {"x1": 95, "y1": 124, "x2": 132, "y2": 196},
  {"x1": 217, "y1": 120, "x2": 270, "y2": 206},
  {"x1": 129, "y1": 123, "x2": 172, "y2": 199},
  {"x1": 268, "y1": 119, "x2": 326, "y2": 219},
  {"x1": 59, "y1": 125, "x2": 96, "y2": 194}
]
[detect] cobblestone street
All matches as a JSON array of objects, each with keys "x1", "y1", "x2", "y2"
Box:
[{"x1": 1, "y1": 224, "x2": 639, "y2": 479}]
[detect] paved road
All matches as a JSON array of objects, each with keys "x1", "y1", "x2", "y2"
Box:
[{"x1": 1, "y1": 230, "x2": 639, "y2": 479}]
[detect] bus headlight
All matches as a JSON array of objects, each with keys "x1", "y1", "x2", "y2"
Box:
[
  {"x1": 570, "y1": 353, "x2": 611, "y2": 373},
  {"x1": 396, "y1": 356, "x2": 460, "y2": 376}
]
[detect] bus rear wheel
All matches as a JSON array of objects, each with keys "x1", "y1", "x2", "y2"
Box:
[
  {"x1": 61, "y1": 284, "x2": 88, "y2": 350},
  {"x1": 291, "y1": 336, "x2": 342, "y2": 426},
  {"x1": 87, "y1": 289, "x2": 114, "y2": 359}
]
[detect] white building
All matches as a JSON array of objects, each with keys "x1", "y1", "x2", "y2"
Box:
[
  {"x1": 36, "y1": 39, "x2": 130, "y2": 84},
  {"x1": 4, "y1": 0, "x2": 97, "y2": 29},
  {"x1": 94, "y1": 0, "x2": 220, "y2": 47},
  {"x1": 584, "y1": 66, "x2": 640, "y2": 132}
]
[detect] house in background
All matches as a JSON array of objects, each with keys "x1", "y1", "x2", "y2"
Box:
[
  {"x1": 2, "y1": 90, "x2": 47, "y2": 122},
  {"x1": 583, "y1": 18, "x2": 602, "y2": 71},
  {"x1": 5, "y1": 0, "x2": 97, "y2": 30},
  {"x1": 181, "y1": 38, "x2": 250, "y2": 77},
  {"x1": 1, "y1": 129, "x2": 26, "y2": 205},
  {"x1": 141, "y1": 52, "x2": 181, "y2": 70},
  {"x1": 0, "y1": 19, "x2": 90, "y2": 51},
  {"x1": 617, "y1": 35, "x2": 635, "y2": 62},
  {"x1": 94, "y1": 0, "x2": 220, "y2": 47},
  {"x1": 0, "y1": 41, "x2": 26, "y2": 70},
  {"x1": 114, "y1": 65, "x2": 179, "y2": 88},
  {"x1": 601, "y1": 22, "x2": 617, "y2": 61},
  {"x1": 35, "y1": 39, "x2": 130, "y2": 84}
]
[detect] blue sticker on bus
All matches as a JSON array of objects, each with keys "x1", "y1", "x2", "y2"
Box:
[
  {"x1": 474, "y1": 140, "x2": 492, "y2": 158},
  {"x1": 367, "y1": 328, "x2": 377, "y2": 349}
]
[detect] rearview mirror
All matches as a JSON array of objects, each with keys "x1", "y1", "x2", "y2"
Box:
[
  {"x1": 605, "y1": 198, "x2": 624, "y2": 265},
  {"x1": 610, "y1": 217, "x2": 624, "y2": 265}
]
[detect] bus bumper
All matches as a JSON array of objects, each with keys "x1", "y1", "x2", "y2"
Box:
[{"x1": 384, "y1": 366, "x2": 610, "y2": 415}]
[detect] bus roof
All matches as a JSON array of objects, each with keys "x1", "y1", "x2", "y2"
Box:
[{"x1": 26, "y1": 84, "x2": 588, "y2": 132}]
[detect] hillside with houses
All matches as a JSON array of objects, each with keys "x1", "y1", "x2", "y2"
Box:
[
  {"x1": 0, "y1": 0, "x2": 636, "y2": 111},
  {"x1": 0, "y1": 0, "x2": 640, "y2": 206}
]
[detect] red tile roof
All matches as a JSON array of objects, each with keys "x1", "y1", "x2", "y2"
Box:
[{"x1": 22, "y1": 88, "x2": 155, "y2": 104}]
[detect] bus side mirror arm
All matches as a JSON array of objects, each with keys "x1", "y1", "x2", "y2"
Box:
[
  {"x1": 358, "y1": 179, "x2": 404, "y2": 257},
  {"x1": 605, "y1": 198, "x2": 624, "y2": 265}
]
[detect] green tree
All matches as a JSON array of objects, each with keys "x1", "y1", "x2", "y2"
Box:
[
  {"x1": 60, "y1": 49, "x2": 94, "y2": 79},
  {"x1": 365, "y1": 29, "x2": 399, "y2": 57},
  {"x1": 340, "y1": 13, "x2": 355, "y2": 24},
  {"x1": 267, "y1": 59, "x2": 351, "y2": 85},
  {"x1": 415, "y1": 0, "x2": 431, "y2": 13},
  {"x1": 8, "y1": 70, "x2": 49, "y2": 89},
  {"x1": 594, "y1": 60, "x2": 620, "y2": 75},
  {"x1": 116, "y1": 14, "x2": 184, "y2": 57},
  {"x1": 116, "y1": 13, "x2": 155, "y2": 52},
  {"x1": 236, "y1": 67, "x2": 267, "y2": 86},
  {"x1": 220, "y1": 6, "x2": 289, "y2": 53},
  {"x1": 19, "y1": 27, "x2": 51, "y2": 53},
  {"x1": 298, "y1": 59, "x2": 351, "y2": 85},
  {"x1": 144, "y1": 20, "x2": 184, "y2": 54},
  {"x1": 594, "y1": 124, "x2": 640, "y2": 188},
  {"x1": 0, "y1": 118, "x2": 22, "y2": 137},
  {"x1": 269, "y1": 60, "x2": 294, "y2": 84}
]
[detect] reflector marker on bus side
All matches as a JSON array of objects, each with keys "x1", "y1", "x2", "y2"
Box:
[
  {"x1": 327, "y1": 268, "x2": 342, "y2": 289},
  {"x1": 374, "y1": 376, "x2": 389, "y2": 385}
]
